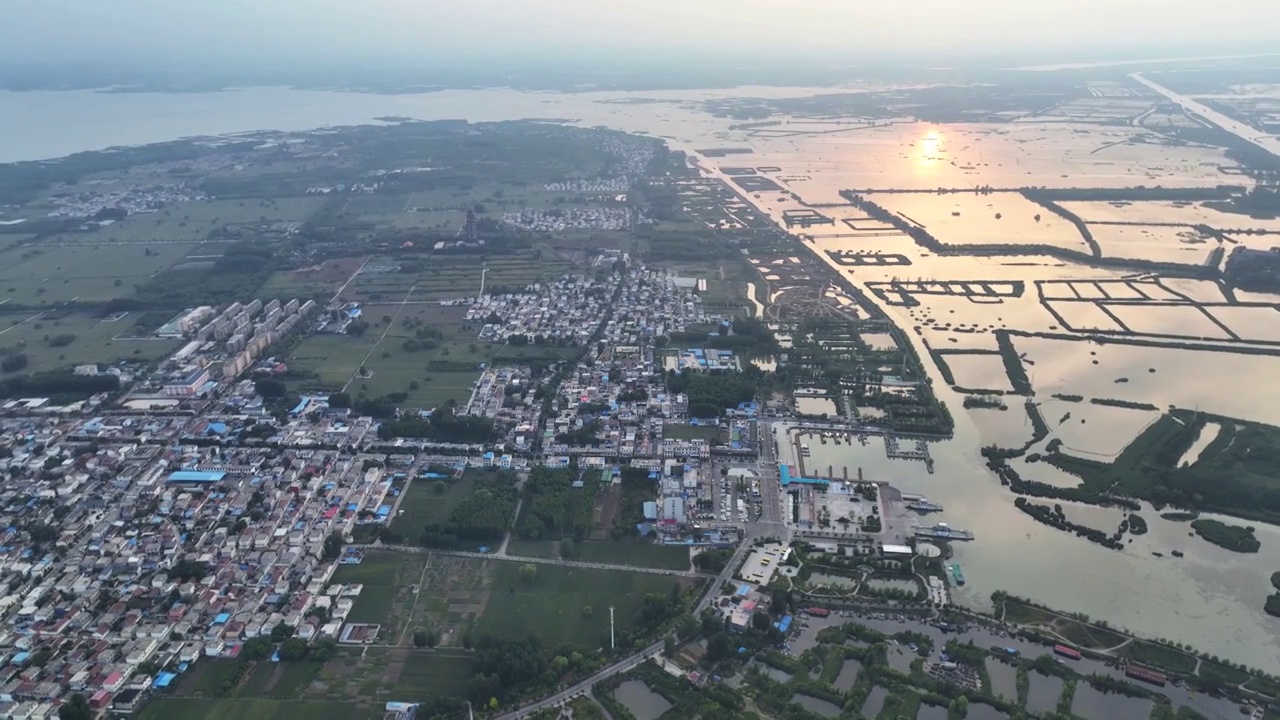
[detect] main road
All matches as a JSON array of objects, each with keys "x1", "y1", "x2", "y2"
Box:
[{"x1": 1131, "y1": 72, "x2": 1280, "y2": 157}]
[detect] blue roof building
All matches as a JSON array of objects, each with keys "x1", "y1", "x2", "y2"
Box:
[
  {"x1": 167, "y1": 471, "x2": 226, "y2": 484},
  {"x1": 778, "y1": 464, "x2": 828, "y2": 488}
]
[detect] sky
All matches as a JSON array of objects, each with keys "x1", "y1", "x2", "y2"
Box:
[{"x1": 5, "y1": 0, "x2": 1280, "y2": 67}]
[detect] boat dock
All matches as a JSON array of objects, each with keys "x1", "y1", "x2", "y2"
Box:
[
  {"x1": 884, "y1": 434, "x2": 934, "y2": 473},
  {"x1": 914, "y1": 523, "x2": 975, "y2": 541}
]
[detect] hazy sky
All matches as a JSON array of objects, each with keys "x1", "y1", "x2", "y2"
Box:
[{"x1": 6, "y1": 0, "x2": 1280, "y2": 65}]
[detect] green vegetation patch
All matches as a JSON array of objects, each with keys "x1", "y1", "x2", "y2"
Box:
[
  {"x1": 479, "y1": 562, "x2": 695, "y2": 648},
  {"x1": 1044, "y1": 410, "x2": 1280, "y2": 524},
  {"x1": 376, "y1": 649, "x2": 475, "y2": 699},
  {"x1": 516, "y1": 467, "x2": 601, "y2": 541},
  {"x1": 0, "y1": 311, "x2": 179, "y2": 372},
  {"x1": 503, "y1": 539, "x2": 558, "y2": 559},
  {"x1": 137, "y1": 698, "x2": 366, "y2": 720},
  {"x1": 1190, "y1": 518, "x2": 1261, "y2": 553},
  {"x1": 1121, "y1": 641, "x2": 1199, "y2": 675},
  {"x1": 170, "y1": 659, "x2": 245, "y2": 698},
  {"x1": 410, "y1": 468, "x2": 518, "y2": 549},
  {"x1": 573, "y1": 541, "x2": 691, "y2": 571},
  {"x1": 0, "y1": 243, "x2": 195, "y2": 305},
  {"x1": 389, "y1": 468, "x2": 496, "y2": 539},
  {"x1": 667, "y1": 369, "x2": 758, "y2": 418}
]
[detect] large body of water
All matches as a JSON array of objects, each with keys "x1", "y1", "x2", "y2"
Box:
[{"x1": 4, "y1": 85, "x2": 1279, "y2": 670}]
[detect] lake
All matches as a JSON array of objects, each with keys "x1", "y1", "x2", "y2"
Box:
[
  {"x1": 861, "y1": 686, "x2": 889, "y2": 718},
  {"x1": 792, "y1": 693, "x2": 842, "y2": 718},
  {"x1": 1071, "y1": 683, "x2": 1154, "y2": 720},
  {"x1": 1026, "y1": 672, "x2": 1065, "y2": 716},
  {"x1": 612, "y1": 679, "x2": 672, "y2": 720},
  {"x1": 984, "y1": 657, "x2": 1019, "y2": 702},
  {"x1": 833, "y1": 658, "x2": 862, "y2": 691}
]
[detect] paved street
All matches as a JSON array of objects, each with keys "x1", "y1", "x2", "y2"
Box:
[{"x1": 757, "y1": 420, "x2": 785, "y2": 523}]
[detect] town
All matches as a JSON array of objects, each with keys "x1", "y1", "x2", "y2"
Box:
[{"x1": 0, "y1": 71, "x2": 1278, "y2": 720}]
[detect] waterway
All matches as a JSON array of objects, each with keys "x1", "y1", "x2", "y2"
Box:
[{"x1": 4, "y1": 84, "x2": 1279, "y2": 669}]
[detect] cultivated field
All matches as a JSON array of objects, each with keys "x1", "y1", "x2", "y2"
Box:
[
  {"x1": 479, "y1": 563, "x2": 694, "y2": 648},
  {"x1": 0, "y1": 310, "x2": 180, "y2": 371},
  {"x1": 0, "y1": 243, "x2": 197, "y2": 304},
  {"x1": 331, "y1": 550, "x2": 490, "y2": 647}
]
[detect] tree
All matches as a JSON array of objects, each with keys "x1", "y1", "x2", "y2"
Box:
[
  {"x1": 751, "y1": 611, "x2": 771, "y2": 632},
  {"x1": 677, "y1": 615, "x2": 699, "y2": 640},
  {"x1": 310, "y1": 639, "x2": 338, "y2": 662},
  {"x1": 58, "y1": 693, "x2": 91, "y2": 720},
  {"x1": 1, "y1": 354, "x2": 28, "y2": 373},
  {"x1": 270, "y1": 623, "x2": 294, "y2": 643},
  {"x1": 241, "y1": 637, "x2": 272, "y2": 661},
  {"x1": 433, "y1": 480, "x2": 447, "y2": 495},
  {"x1": 664, "y1": 636, "x2": 677, "y2": 658},
  {"x1": 519, "y1": 564, "x2": 537, "y2": 584},
  {"x1": 322, "y1": 531, "x2": 344, "y2": 560},
  {"x1": 279, "y1": 637, "x2": 308, "y2": 661},
  {"x1": 413, "y1": 629, "x2": 431, "y2": 648},
  {"x1": 254, "y1": 377, "x2": 287, "y2": 397},
  {"x1": 560, "y1": 537, "x2": 575, "y2": 559}
]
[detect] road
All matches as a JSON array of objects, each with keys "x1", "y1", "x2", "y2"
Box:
[
  {"x1": 757, "y1": 420, "x2": 785, "y2": 523},
  {"x1": 495, "y1": 492, "x2": 524, "y2": 557},
  {"x1": 1131, "y1": 72, "x2": 1280, "y2": 157},
  {"x1": 364, "y1": 543, "x2": 713, "y2": 579},
  {"x1": 495, "y1": 539, "x2": 758, "y2": 719}
]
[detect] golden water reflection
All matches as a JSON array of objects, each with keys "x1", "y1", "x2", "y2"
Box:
[{"x1": 916, "y1": 127, "x2": 943, "y2": 169}]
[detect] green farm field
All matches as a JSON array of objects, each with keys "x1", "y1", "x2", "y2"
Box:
[
  {"x1": 479, "y1": 563, "x2": 694, "y2": 648},
  {"x1": 340, "y1": 249, "x2": 572, "y2": 303},
  {"x1": 381, "y1": 649, "x2": 475, "y2": 699},
  {"x1": 329, "y1": 551, "x2": 409, "y2": 626},
  {"x1": 573, "y1": 542, "x2": 691, "y2": 571},
  {"x1": 662, "y1": 424, "x2": 725, "y2": 442},
  {"x1": 0, "y1": 243, "x2": 197, "y2": 304},
  {"x1": 288, "y1": 304, "x2": 497, "y2": 407},
  {"x1": 137, "y1": 698, "x2": 366, "y2": 720},
  {"x1": 330, "y1": 551, "x2": 490, "y2": 647},
  {"x1": 285, "y1": 333, "x2": 377, "y2": 390},
  {"x1": 389, "y1": 468, "x2": 505, "y2": 539},
  {"x1": 78, "y1": 197, "x2": 325, "y2": 244},
  {"x1": 0, "y1": 310, "x2": 180, "y2": 371}
]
